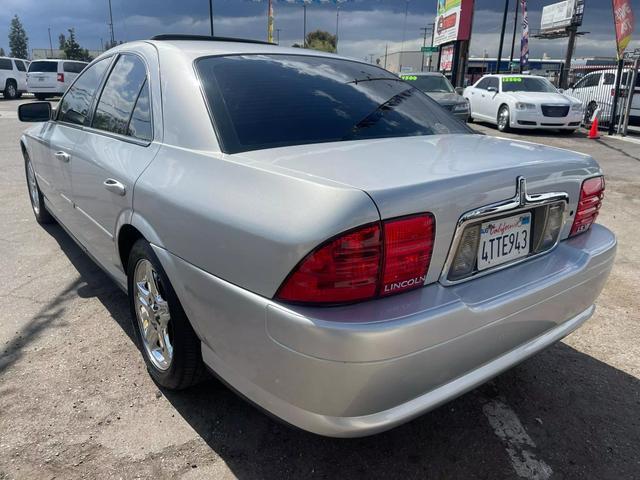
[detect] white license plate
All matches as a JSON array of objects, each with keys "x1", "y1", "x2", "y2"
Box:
[{"x1": 477, "y1": 213, "x2": 531, "y2": 271}]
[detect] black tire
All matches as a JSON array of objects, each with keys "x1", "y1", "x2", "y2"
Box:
[
  {"x1": 558, "y1": 129, "x2": 576, "y2": 135},
  {"x1": 497, "y1": 105, "x2": 512, "y2": 132},
  {"x1": 24, "y1": 152, "x2": 55, "y2": 224},
  {"x1": 127, "y1": 239, "x2": 207, "y2": 390},
  {"x1": 584, "y1": 101, "x2": 597, "y2": 126},
  {"x1": 467, "y1": 115, "x2": 474, "y2": 123},
  {"x1": 4, "y1": 80, "x2": 18, "y2": 100},
  {"x1": 15, "y1": 92, "x2": 22, "y2": 99},
  {"x1": 35, "y1": 94, "x2": 48, "y2": 101}
]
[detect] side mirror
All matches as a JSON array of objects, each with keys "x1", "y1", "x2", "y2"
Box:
[
  {"x1": 18, "y1": 102, "x2": 52, "y2": 122},
  {"x1": 487, "y1": 87, "x2": 497, "y2": 93},
  {"x1": 455, "y1": 87, "x2": 464, "y2": 95}
]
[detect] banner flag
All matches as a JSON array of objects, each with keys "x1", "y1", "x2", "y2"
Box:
[
  {"x1": 612, "y1": 0, "x2": 634, "y2": 58},
  {"x1": 520, "y1": 0, "x2": 529, "y2": 72}
]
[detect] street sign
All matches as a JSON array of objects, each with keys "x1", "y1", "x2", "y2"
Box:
[{"x1": 421, "y1": 46, "x2": 438, "y2": 53}]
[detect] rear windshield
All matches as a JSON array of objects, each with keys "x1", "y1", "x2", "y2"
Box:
[
  {"x1": 501, "y1": 76, "x2": 557, "y2": 93},
  {"x1": 28, "y1": 61, "x2": 58, "y2": 73},
  {"x1": 196, "y1": 54, "x2": 469, "y2": 154},
  {"x1": 400, "y1": 74, "x2": 455, "y2": 93},
  {"x1": 63, "y1": 61, "x2": 86, "y2": 73}
]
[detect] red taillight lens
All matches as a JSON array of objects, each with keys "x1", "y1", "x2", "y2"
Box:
[
  {"x1": 380, "y1": 214, "x2": 435, "y2": 296},
  {"x1": 276, "y1": 213, "x2": 435, "y2": 305},
  {"x1": 276, "y1": 223, "x2": 382, "y2": 304},
  {"x1": 57, "y1": 73, "x2": 64, "y2": 82},
  {"x1": 570, "y1": 176, "x2": 604, "y2": 237}
]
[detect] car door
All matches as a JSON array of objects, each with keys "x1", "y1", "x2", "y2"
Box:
[
  {"x1": 467, "y1": 78, "x2": 490, "y2": 119},
  {"x1": 70, "y1": 52, "x2": 160, "y2": 279},
  {"x1": 483, "y1": 77, "x2": 501, "y2": 121},
  {"x1": 13, "y1": 59, "x2": 27, "y2": 91},
  {"x1": 30, "y1": 57, "x2": 112, "y2": 225}
]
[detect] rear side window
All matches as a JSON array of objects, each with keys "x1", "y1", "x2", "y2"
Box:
[
  {"x1": 63, "y1": 62, "x2": 86, "y2": 74},
  {"x1": 127, "y1": 80, "x2": 152, "y2": 141},
  {"x1": 196, "y1": 54, "x2": 468, "y2": 154},
  {"x1": 0, "y1": 58, "x2": 12, "y2": 70},
  {"x1": 58, "y1": 57, "x2": 111, "y2": 126},
  {"x1": 15, "y1": 60, "x2": 26, "y2": 72},
  {"x1": 28, "y1": 61, "x2": 58, "y2": 73},
  {"x1": 92, "y1": 55, "x2": 149, "y2": 138}
]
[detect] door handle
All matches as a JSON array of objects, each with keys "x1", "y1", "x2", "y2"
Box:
[
  {"x1": 54, "y1": 151, "x2": 70, "y2": 162},
  {"x1": 103, "y1": 178, "x2": 126, "y2": 196}
]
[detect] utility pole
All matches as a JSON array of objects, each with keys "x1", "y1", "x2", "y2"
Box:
[
  {"x1": 496, "y1": 0, "x2": 509, "y2": 74},
  {"x1": 209, "y1": 0, "x2": 214, "y2": 36},
  {"x1": 48, "y1": 27, "x2": 53, "y2": 57},
  {"x1": 560, "y1": 27, "x2": 577, "y2": 89},
  {"x1": 335, "y1": 4, "x2": 340, "y2": 53},
  {"x1": 428, "y1": 23, "x2": 435, "y2": 71},
  {"x1": 276, "y1": 28, "x2": 281, "y2": 45},
  {"x1": 420, "y1": 26, "x2": 428, "y2": 72},
  {"x1": 384, "y1": 43, "x2": 388, "y2": 70},
  {"x1": 303, "y1": 4, "x2": 307, "y2": 48},
  {"x1": 108, "y1": 0, "x2": 115, "y2": 45},
  {"x1": 369, "y1": 53, "x2": 374, "y2": 64},
  {"x1": 399, "y1": 0, "x2": 409, "y2": 73},
  {"x1": 509, "y1": 0, "x2": 520, "y2": 71}
]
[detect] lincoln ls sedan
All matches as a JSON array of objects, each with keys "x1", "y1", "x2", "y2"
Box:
[{"x1": 18, "y1": 35, "x2": 616, "y2": 437}]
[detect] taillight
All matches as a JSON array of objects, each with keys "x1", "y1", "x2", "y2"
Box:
[
  {"x1": 276, "y1": 214, "x2": 435, "y2": 305},
  {"x1": 570, "y1": 176, "x2": 604, "y2": 237},
  {"x1": 57, "y1": 73, "x2": 64, "y2": 82}
]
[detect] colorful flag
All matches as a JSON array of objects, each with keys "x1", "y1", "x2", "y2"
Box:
[
  {"x1": 612, "y1": 0, "x2": 634, "y2": 58},
  {"x1": 520, "y1": 0, "x2": 529, "y2": 72}
]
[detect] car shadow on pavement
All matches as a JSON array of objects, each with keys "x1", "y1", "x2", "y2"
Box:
[
  {"x1": 35, "y1": 222, "x2": 640, "y2": 479},
  {"x1": 470, "y1": 121, "x2": 589, "y2": 139}
]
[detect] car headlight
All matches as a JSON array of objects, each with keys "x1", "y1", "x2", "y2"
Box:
[
  {"x1": 452, "y1": 102, "x2": 469, "y2": 112},
  {"x1": 571, "y1": 103, "x2": 583, "y2": 112},
  {"x1": 515, "y1": 102, "x2": 536, "y2": 111}
]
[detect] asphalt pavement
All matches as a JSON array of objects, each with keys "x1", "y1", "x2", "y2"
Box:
[{"x1": 0, "y1": 98, "x2": 639, "y2": 480}]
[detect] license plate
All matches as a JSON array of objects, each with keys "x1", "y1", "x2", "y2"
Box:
[{"x1": 477, "y1": 213, "x2": 531, "y2": 271}]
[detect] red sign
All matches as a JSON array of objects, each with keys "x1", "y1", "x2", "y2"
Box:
[
  {"x1": 440, "y1": 45, "x2": 454, "y2": 71},
  {"x1": 613, "y1": 0, "x2": 634, "y2": 57}
]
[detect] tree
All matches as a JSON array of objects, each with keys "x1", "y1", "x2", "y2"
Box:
[
  {"x1": 305, "y1": 30, "x2": 337, "y2": 53},
  {"x1": 0, "y1": 47, "x2": 5, "y2": 57},
  {"x1": 60, "y1": 28, "x2": 92, "y2": 61},
  {"x1": 8, "y1": 15, "x2": 28, "y2": 59}
]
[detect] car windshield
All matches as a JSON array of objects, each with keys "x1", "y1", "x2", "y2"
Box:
[
  {"x1": 28, "y1": 61, "x2": 58, "y2": 73},
  {"x1": 400, "y1": 74, "x2": 455, "y2": 93},
  {"x1": 501, "y1": 77, "x2": 557, "y2": 93},
  {"x1": 196, "y1": 54, "x2": 469, "y2": 154}
]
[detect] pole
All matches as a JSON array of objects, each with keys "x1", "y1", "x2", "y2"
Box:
[
  {"x1": 384, "y1": 43, "x2": 388, "y2": 70},
  {"x1": 108, "y1": 0, "x2": 115, "y2": 45},
  {"x1": 560, "y1": 27, "x2": 577, "y2": 89},
  {"x1": 496, "y1": 0, "x2": 509, "y2": 74},
  {"x1": 608, "y1": 58, "x2": 625, "y2": 135},
  {"x1": 303, "y1": 5, "x2": 307, "y2": 48},
  {"x1": 509, "y1": 0, "x2": 519, "y2": 70},
  {"x1": 420, "y1": 27, "x2": 428, "y2": 72},
  {"x1": 369, "y1": 53, "x2": 374, "y2": 64},
  {"x1": 335, "y1": 4, "x2": 339, "y2": 53},
  {"x1": 209, "y1": 0, "x2": 214, "y2": 36},
  {"x1": 399, "y1": 0, "x2": 409, "y2": 73},
  {"x1": 276, "y1": 28, "x2": 281, "y2": 45},
  {"x1": 621, "y1": 56, "x2": 640, "y2": 135},
  {"x1": 267, "y1": 0, "x2": 273, "y2": 43},
  {"x1": 428, "y1": 23, "x2": 435, "y2": 71},
  {"x1": 48, "y1": 27, "x2": 53, "y2": 57}
]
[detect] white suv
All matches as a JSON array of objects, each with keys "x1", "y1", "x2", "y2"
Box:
[
  {"x1": 0, "y1": 57, "x2": 29, "y2": 99},
  {"x1": 27, "y1": 59, "x2": 87, "y2": 100}
]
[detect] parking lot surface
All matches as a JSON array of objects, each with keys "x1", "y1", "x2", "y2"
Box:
[{"x1": 0, "y1": 98, "x2": 639, "y2": 479}]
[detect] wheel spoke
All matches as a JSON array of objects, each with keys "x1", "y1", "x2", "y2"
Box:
[
  {"x1": 155, "y1": 299, "x2": 170, "y2": 329},
  {"x1": 145, "y1": 324, "x2": 159, "y2": 347},
  {"x1": 136, "y1": 281, "x2": 150, "y2": 307},
  {"x1": 146, "y1": 263, "x2": 159, "y2": 298}
]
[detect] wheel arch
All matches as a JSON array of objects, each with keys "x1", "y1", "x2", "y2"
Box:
[{"x1": 117, "y1": 211, "x2": 166, "y2": 274}]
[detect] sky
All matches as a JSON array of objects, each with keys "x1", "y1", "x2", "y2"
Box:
[{"x1": 0, "y1": 0, "x2": 639, "y2": 62}]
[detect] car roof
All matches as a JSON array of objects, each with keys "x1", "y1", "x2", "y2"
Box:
[{"x1": 402, "y1": 72, "x2": 444, "y2": 77}]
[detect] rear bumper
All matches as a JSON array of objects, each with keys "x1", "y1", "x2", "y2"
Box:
[{"x1": 154, "y1": 224, "x2": 616, "y2": 437}]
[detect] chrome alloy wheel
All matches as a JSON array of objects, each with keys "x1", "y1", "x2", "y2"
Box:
[
  {"x1": 134, "y1": 259, "x2": 173, "y2": 371},
  {"x1": 498, "y1": 107, "x2": 509, "y2": 130},
  {"x1": 26, "y1": 159, "x2": 40, "y2": 215}
]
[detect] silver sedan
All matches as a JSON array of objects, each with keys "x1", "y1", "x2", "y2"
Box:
[{"x1": 18, "y1": 35, "x2": 616, "y2": 437}]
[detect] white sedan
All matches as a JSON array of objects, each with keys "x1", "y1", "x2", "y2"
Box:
[{"x1": 464, "y1": 74, "x2": 584, "y2": 133}]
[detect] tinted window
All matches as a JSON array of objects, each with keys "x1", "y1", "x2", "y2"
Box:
[
  {"x1": 128, "y1": 80, "x2": 152, "y2": 141},
  {"x1": 28, "y1": 61, "x2": 58, "y2": 73},
  {"x1": 15, "y1": 60, "x2": 26, "y2": 72},
  {"x1": 196, "y1": 54, "x2": 468, "y2": 154},
  {"x1": 487, "y1": 77, "x2": 499, "y2": 90},
  {"x1": 58, "y1": 58, "x2": 111, "y2": 126},
  {"x1": 0, "y1": 58, "x2": 12, "y2": 70},
  {"x1": 475, "y1": 78, "x2": 491, "y2": 90},
  {"x1": 63, "y1": 62, "x2": 87, "y2": 74},
  {"x1": 501, "y1": 77, "x2": 556, "y2": 93},
  {"x1": 603, "y1": 73, "x2": 615, "y2": 85},
  {"x1": 400, "y1": 74, "x2": 454, "y2": 93},
  {"x1": 92, "y1": 55, "x2": 148, "y2": 136},
  {"x1": 585, "y1": 73, "x2": 601, "y2": 88}
]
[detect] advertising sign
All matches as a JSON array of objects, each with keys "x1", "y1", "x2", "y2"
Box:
[
  {"x1": 613, "y1": 0, "x2": 634, "y2": 57},
  {"x1": 440, "y1": 44, "x2": 454, "y2": 71},
  {"x1": 434, "y1": 0, "x2": 474, "y2": 47},
  {"x1": 540, "y1": 0, "x2": 576, "y2": 32}
]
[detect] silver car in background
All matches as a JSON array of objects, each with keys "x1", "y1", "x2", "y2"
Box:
[
  {"x1": 18, "y1": 35, "x2": 615, "y2": 437},
  {"x1": 400, "y1": 71, "x2": 470, "y2": 121}
]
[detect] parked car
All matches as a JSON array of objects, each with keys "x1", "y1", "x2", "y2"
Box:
[
  {"x1": 27, "y1": 59, "x2": 88, "y2": 100},
  {"x1": 400, "y1": 72, "x2": 470, "y2": 121},
  {"x1": 18, "y1": 36, "x2": 615, "y2": 438},
  {"x1": 0, "y1": 56, "x2": 28, "y2": 99},
  {"x1": 565, "y1": 68, "x2": 640, "y2": 126},
  {"x1": 464, "y1": 74, "x2": 583, "y2": 133}
]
